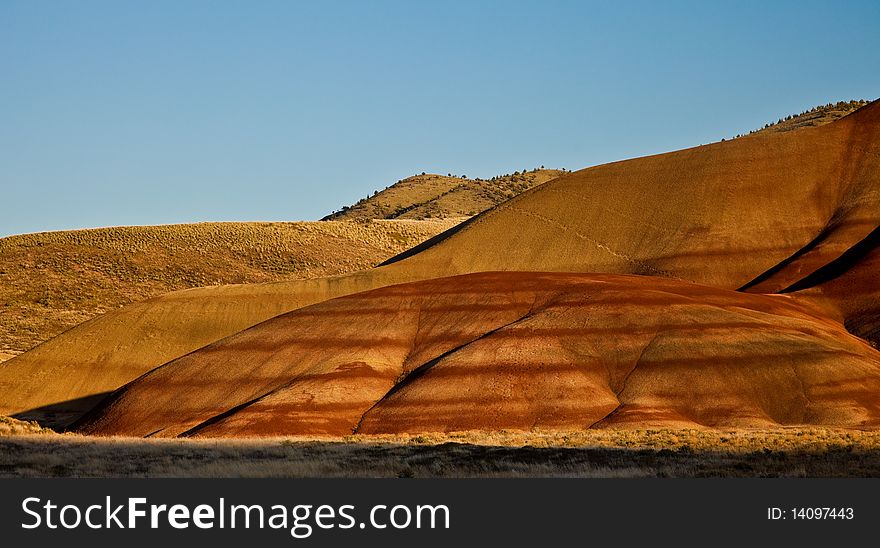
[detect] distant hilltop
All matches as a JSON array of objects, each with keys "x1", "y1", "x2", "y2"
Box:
[
  {"x1": 323, "y1": 168, "x2": 565, "y2": 221},
  {"x1": 735, "y1": 99, "x2": 870, "y2": 138}
]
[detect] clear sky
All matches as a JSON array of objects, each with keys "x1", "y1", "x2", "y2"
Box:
[{"x1": 1, "y1": 0, "x2": 878, "y2": 237}]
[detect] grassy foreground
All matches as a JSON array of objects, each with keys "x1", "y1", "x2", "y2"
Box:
[{"x1": 2, "y1": 428, "x2": 880, "y2": 478}]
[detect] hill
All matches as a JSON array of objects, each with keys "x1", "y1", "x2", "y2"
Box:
[
  {"x1": 2, "y1": 99, "x2": 879, "y2": 431},
  {"x1": 0, "y1": 219, "x2": 457, "y2": 357},
  {"x1": 323, "y1": 169, "x2": 565, "y2": 221},
  {"x1": 738, "y1": 99, "x2": 870, "y2": 138},
  {"x1": 76, "y1": 272, "x2": 880, "y2": 437}
]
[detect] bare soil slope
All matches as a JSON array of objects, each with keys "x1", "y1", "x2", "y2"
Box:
[
  {"x1": 3, "y1": 101, "x2": 878, "y2": 427},
  {"x1": 76, "y1": 272, "x2": 880, "y2": 437},
  {"x1": 0, "y1": 219, "x2": 457, "y2": 356}
]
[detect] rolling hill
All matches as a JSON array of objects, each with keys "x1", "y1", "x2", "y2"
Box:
[
  {"x1": 2, "y1": 99, "x2": 878, "y2": 433},
  {"x1": 0, "y1": 219, "x2": 458, "y2": 357}
]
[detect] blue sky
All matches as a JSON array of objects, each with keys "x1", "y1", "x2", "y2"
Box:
[{"x1": 1, "y1": 0, "x2": 878, "y2": 236}]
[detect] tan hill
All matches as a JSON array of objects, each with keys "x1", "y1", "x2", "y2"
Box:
[
  {"x1": 736, "y1": 99, "x2": 870, "y2": 138},
  {"x1": 0, "y1": 219, "x2": 458, "y2": 357},
  {"x1": 323, "y1": 169, "x2": 565, "y2": 221},
  {"x1": 2, "y1": 99, "x2": 879, "y2": 431},
  {"x1": 76, "y1": 272, "x2": 880, "y2": 437}
]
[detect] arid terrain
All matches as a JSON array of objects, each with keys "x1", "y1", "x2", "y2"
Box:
[
  {"x1": 0, "y1": 99, "x2": 878, "y2": 477},
  {"x1": 0, "y1": 99, "x2": 865, "y2": 357},
  {"x1": 75, "y1": 272, "x2": 880, "y2": 437}
]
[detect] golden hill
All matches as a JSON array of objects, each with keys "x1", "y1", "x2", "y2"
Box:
[
  {"x1": 0, "y1": 219, "x2": 458, "y2": 357},
  {"x1": 323, "y1": 169, "x2": 565, "y2": 221},
  {"x1": 2, "y1": 99, "x2": 879, "y2": 433}
]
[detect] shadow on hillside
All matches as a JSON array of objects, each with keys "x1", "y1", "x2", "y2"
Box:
[
  {"x1": 379, "y1": 214, "x2": 482, "y2": 266},
  {"x1": 782, "y1": 224, "x2": 880, "y2": 293},
  {"x1": 12, "y1": 392, "x2": 113, "y2": 430}
]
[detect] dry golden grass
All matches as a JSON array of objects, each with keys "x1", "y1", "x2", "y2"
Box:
[
  {"x1": 349, "y1": 427, "x2": 880, "y2": 454},
  {"x1": 2, "y1": 428, "x2": 880, "y2": 477},
  {"x1": 324, "y1": 169, "x2": 565, "y2": 221},
  {"x1": 0, "y1": 219, "x2": 459, "y2": 354},
  {"x1": 0, "y1": 415, "x2": 52, "y2": 436}
]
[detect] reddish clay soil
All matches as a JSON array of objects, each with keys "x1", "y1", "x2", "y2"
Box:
[{"x1": 76, "y1": 272, "x2": 880, "y2": 437}]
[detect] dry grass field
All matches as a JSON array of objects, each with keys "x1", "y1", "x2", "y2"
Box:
[
  {"x1": 324, "y1": 169, "x2": 565, "y2": 221},
  {"x1": 0, "y1": 219, "x2": 458, "y2": 356},
  {"x1": 2, "y1": 428, "x2": 880, "y2": 477},
  {"x1": 0, "y1": 416, "x2": 51, "y2": 436}
]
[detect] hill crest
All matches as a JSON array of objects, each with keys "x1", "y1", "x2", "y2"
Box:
[{"x1": 323, "y1": 169, "x2": 565, "y2": 221}]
